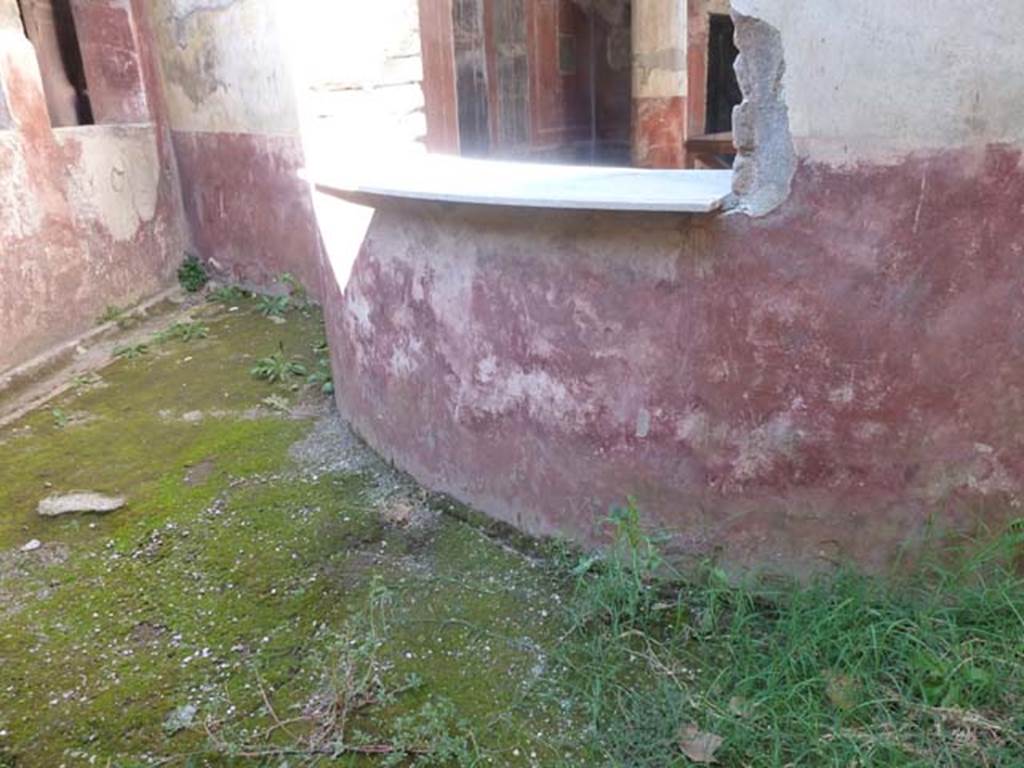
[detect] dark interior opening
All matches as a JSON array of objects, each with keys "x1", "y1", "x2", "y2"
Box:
[
  {"x1": 452, "y1": 0, "x2": 490, "y2": 157},
  {"x1": 16, "y1": 0, "x2": 93, "y2": 127},
  {"x1": 705, "y1": 13, "x2": 741, "y2": 134}
]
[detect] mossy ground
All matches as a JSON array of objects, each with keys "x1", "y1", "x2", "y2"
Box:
[
  {"x1": 0, "y1": 297, "x2": 568, "y2": 766},
  {"x1": 3, "y1": 293, "x2": 1022, "y2": 768}
]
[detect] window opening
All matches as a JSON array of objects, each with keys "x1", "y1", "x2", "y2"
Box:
[
  {"x1": 17, "y1": 0, "x2": 93, "y2": 126},
  {"x1": 705, "y1": 13, "x2": 741, "y2": 134}
]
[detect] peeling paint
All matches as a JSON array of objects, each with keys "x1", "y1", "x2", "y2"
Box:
[
  {"x1": 59, "y1": 128, "x2": 161, "y2": 242},
  {"x1": 319, "y1": 144, "x2": 1024, "y2": 573},
  {"x1": 0, "y1": 8, "x2": 183, "y2": 375}
]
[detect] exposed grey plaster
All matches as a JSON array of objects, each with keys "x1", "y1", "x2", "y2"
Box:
[{"x1": 731, "y1": 12, "x2": 796, "y2": 217}]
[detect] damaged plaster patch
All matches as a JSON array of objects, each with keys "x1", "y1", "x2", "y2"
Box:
[
  {"x1": 58, "y1": 129, "x2": 160, "y2": 242},
  {"x1": 731, "y1": 11, "x2": 796, "y2": 217},
  {"x1": 459, "y1": 357, "x2": 593, "y2": 429}
]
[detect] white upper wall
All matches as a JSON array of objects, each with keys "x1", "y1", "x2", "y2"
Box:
[
  {"x1": 148, "y1": 0, "x2": 300, "y2": 135},
  {"x1": 278, "y1": 0, "x2": 426, "y2": 166},
  {"x1": 733, "y1": 0, "x2": 1024, "y2": 165}
]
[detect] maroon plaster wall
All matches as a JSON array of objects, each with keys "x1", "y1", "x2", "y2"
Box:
[
  {"x1": 172, "y1": 130, "x2": 322, "y2": 299},
  {"x1": 71, "y1": 0, "x2": 150, "y2": 124},
  {"x1": 320, "y1": 145, "x2": 1024, "y2": 573},
  {"x1": 0, "y1": 0, "x2": 184, "y2": 374}
]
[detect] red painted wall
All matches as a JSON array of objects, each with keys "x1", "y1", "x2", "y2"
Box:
[
  {"x1": 320, "y1": 145, "x2": 1024, "y2": 573},
  {"x1": 172, "y1": 131, "x2": 322, "y2": 297},
  {"x1": 0, "y1": 0, "x2": 184, "y2": 374}
]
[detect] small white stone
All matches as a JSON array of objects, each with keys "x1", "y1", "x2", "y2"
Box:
[
  {"x1": 37, "y1": 492, "x2": 125, "y2": 517},
  {"x1": 20, "y1": 539, "x2": 42, "y2": 553}
]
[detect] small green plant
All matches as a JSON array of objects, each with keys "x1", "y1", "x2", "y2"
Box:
[
  {"x1": 281, "y1": 272, "x2": 308, "y2": 308},
  {"x1": 113, "y1": 342, "x2": 148, "y2": 360},
  {"x1": 98, "y1": 304, "x2": 140, "y2": 330},
  {"x1": 51, "y1": 408, "x2": 68, "y2": 428},
  {"x1": 154, "y1": 320, "x2": 209, "y2": 344},
  {"x1": 305, "y1": 338, "x2": 334, "y2": 394},
  {"x1": 570, "y1": 498, "x2": 667, "y2": 632},
  {"x1": 177, "y1": 254, "x2": 208, "y2": 293},
  {"x1": 208, "y1": 284, "x2": 248, "y2": 304},
  {"x1": 251, "y1": 344, "x2": 307, "y2": 383},
  {"x1": 257, "y1": 294, "x2": 290, "y2": 318},
  {"x1": 307, "y1": 351, "x2": 334, "y2": 395}
]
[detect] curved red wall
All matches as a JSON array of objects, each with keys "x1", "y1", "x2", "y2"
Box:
[{"x1": 321, "y1": 146, "x2": 1024, "y2": 572}]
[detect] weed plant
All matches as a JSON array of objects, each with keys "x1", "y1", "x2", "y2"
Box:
[{"x1": 543, "y1": 502, "x2": 1024, "y2": 767}]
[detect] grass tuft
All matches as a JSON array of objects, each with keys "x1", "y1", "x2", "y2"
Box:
[
  {"x1": 178, "y1": 255, "x2": 208, "y2": 293},
  {"x1": 541, "y1": 503, "x2": 1024, "y2": 767}
]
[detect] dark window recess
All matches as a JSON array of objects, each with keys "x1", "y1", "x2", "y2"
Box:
[
  {"x1": 705, "y1": 13, "x2": 741, "y2": 134},
  {"x1": 452, "y1": 0, "x2": 490, "y2": 156},
  {"x1": 17, "y1": 0, "x2": 93, "y2": 126},
  {"x1": 558, "y1": 33, "x2": 577, "y2": 75}
]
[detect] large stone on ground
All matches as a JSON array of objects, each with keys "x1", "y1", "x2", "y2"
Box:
[{"x1": 37, "y1": 492, "x2": 126, "y2": 517}]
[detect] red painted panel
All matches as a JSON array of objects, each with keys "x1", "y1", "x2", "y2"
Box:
[
  {"x1": 71, "y1": 0, "x2": 149, "y2": 124},
  {"x1": 172, "y1": 131, "x2": 323, "y2": 300}
]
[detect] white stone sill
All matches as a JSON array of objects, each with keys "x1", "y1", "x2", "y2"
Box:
[
  {"x1": 51, "y1": 122, "x2": 155, "y2": 135},
  {"x1": 304, "y1": 155, "x2": 734, "y2": 214}
]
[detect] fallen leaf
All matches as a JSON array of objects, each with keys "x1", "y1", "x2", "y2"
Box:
[{"x1": 678, "y1": 723, "x2": 724, "y2": 764}]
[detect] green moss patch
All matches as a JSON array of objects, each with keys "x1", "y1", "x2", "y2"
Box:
[{"x1": 0, "y1": 299, "x2": 567, "y2": 767}]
